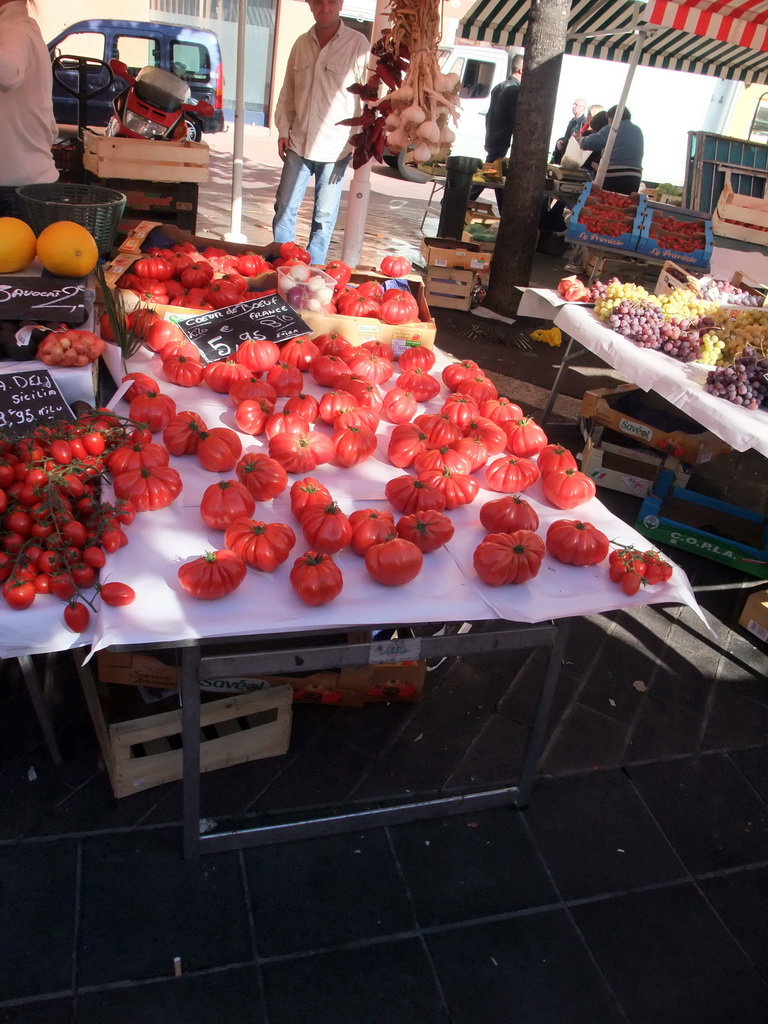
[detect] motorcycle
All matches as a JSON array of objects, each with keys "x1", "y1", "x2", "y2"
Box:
[{"x1": 105, "y1": 60, "x2": 214, "y2": 143}]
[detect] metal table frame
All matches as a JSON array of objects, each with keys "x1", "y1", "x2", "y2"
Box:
[{"x1": 179, "y1": 618, "x2": 568, "y2": 858}]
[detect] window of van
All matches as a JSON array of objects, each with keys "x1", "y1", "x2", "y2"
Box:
[
  {"x1": 459, "y1": 59, "x2": 497, "y2": 100},
  {"x1": 749, "y1": 93, "x2": 768, "y2": 144},
  {"x1": 52, "y1": 31, "x2": 105, "y2": 61},
  {"x1": 115, "y1": 35, "x2": 161, "y2": 76},
  {"x1": 171, "y1": 42, "x2": 211, "y2": 83}
]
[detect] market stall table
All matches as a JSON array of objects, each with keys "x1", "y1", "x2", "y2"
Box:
[{"x1": 1, "y1": 343, "x2": 704, "y2": 857}]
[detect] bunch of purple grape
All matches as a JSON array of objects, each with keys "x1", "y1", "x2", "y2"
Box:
[
  {"x1": 698, "y1": 280, "x2": 763, "y2": 307},
  {"x1": 658, "y1": 317, "x2": 703, "y2": 362},
  {"x1": 590, "y1": 277, "x2": 620, "y2": 302},
  {"x1": 704, "y1": 347, "x2": 768, "y2": 410}
]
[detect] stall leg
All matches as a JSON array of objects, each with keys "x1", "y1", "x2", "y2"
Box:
[
  {"x1": 540, "y1": 335, "x2": 583, "y2": 428},
  {"x1": 182, "y1": 644, "x2": 203, "y2": 860},
  {"x1": 16, "y1": 654, "x2": 63, "y2": 765}
]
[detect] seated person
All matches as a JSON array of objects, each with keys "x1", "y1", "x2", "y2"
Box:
[{"x1": 578, "y1": 105, "x2": 644, "y2": 195}]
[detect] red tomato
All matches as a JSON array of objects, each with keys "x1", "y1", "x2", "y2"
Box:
[
  {"x1": 63, "y1": 601, "x2": 90, "y2": 633},
  {"x1": 62, "y1": 519, "x2": 88, "y2": 548},
  {"x1": 442, "y1": 360, "x2": 481, "y2": 391},
  {"x1": 280, "y1": 334, "x2": 320, "y2": 371},
  {"x1": 480, "y1": 495, "x2": 540, "y2": 535},
  {"x1": 542, "y1": 468, "x2": 597, "y2": 510},
  {"x1": 310, "y1": 354, "x2": 352, "y2": 389},
  {"x1": 83, "y1": 546, "x2": 106, "y2": 568},
  {"x1": 289, "y1": 477, "x2": 333, "y2": 521},
  {"x1": 379, "y1": 292, "x2": 419, "y2": 325},
  {"x1": 128, "y1": 390, "x2": 177, "y2": 434},
  {"x1": 479, "y1": 397, "x2": 524, "y2": 425},
  {"x1": 301, "y1": 501, "x2": 352, "y2": 554},
  {"x1": 455, "y1": 374, "x2": 498, "y2": 406},
  {"x1": 236, "y1": 453, "x2": 288, "y2": 501},
  {"x1": 383, "y1": 387, "x2": 417, "y2": 425},
  {"x1": 108, "y1": 441, "x2": 170, "y2": 475},
  {"x1": 99, "y1": 582, "x2": 136, "y2": 607},
  {"x1": 133, "y1": 256, "x2": 174, "y2": 281},
  {"x1": 365, "y1": 536, "x2": 423, "y2": 586},
  {"x1": 269, "y1": 430, "x2": 334, "y2": 473},
  {"x1": 385, "y1": 475, "x2": 446, "y2": 515},
  {"x1": 163, "y1": 411, "x2": 207, "y2": 456},
  {"x1": 113, "y1": 465, "x2": 183, "y2": 511},
  {"x1": 224, "y1": 517, "x2": 296, "y2": 572},
  {"x1": 349, "y1": 508, "x2": 395, "y2": 556},
  {"x1": 234, "y1": 398, "x2": 274, "y2": 437},
  {"x1": 484, "y1": 455, "x2": 539, "y2": 493},
  {"x1": 473, "y1": 531, "x2": 546, "y2": 586},
  {"x1": 5, "y1": 509, "x2": 33, "y2": 537},
  {"x1": 49, "y1": 440, "x2": 73, "y2": 465},
  {"x1": 202, "y1": 359, "x2": 250, "y2": 394},
  {"x1": 197, "y1": 427, "x2": 242, "y2": 473},
  {"x1": 504, "y1": 417, "x2": 548, "y2": 458},
  {"x1": 398, "y1": 368, "x2": 441, "y2": 402},
  {"x1": 289, "y1": 551, "x2": 343, "y2": 605},
  {"x1": 162, "y1": 354, "x2": 204, "y2": 388},
  {"x1": 82, "y1": 431, "x2": 106, "y2": 457},
  {"x1": 200, "y1": 479, "x2": 256, "y2": 530},
  {"x1": 380, "y1": 255, "x2": 412, "y2": 277},
  {"x1": 387, "y1": 423, "x2": 428, "y2": 468},
  {"x1": 396, "y1": 509, "x2": 454, "y2": 553},
  {"x1": 50, "y1": 574, "x2": 77, "y2": 602},
  {"x1": 546, "y1": 519, "x2": 610, "y2": 566},
  {"x1": 266, "y1": 361, "x2": 303, "y2": 397},
  {"x1": 441, "y1": 393, "x2": 479, "y2": 430},
  {"x1": 101, "y1": 527, "x2": 128, "y2": 553},
  {"x1": 180, "y1": 262, "x2": 215, "y2": 289},
  {"x1": 177, "y1": 549, "x2": 247, "y2": 599},
  {"x1": 205, "y1": 280, "x2": 242, "y2": 309},
  {"x1": 332, "y1": 424, "x2": 378, "y2": 469},
  {"x1": 537, "y1": 443, "x2": 578, "y2": 477},
  {"x1": 280, "y1": 241, "x2": 311, "y2": 263},
  {"x1": 236, "y1": 339, "x2": 280, "y2": 373},
  {"x1": 323, "y1": 259, "x2": 352, "y2": 287},
  {"x1": 3, "y1": 579, "x2": 36, "y2": 609},
  {"x1": 413, "y1": 446, "x2": 472, "y2": 476},
  {"x1": 229, "y1": 377, "x2": 276, "y2": 405},
  {"x1": 284, "y1": 392, "x2": 320, "y2": 423}
]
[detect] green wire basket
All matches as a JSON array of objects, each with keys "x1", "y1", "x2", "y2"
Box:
[{"x1": 16, "y1": 182, "x2": 126, "y2": 256}]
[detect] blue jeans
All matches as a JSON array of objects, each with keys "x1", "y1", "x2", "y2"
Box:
[{"x1": 272, "y1": 149, "x2": 350, "y2": 266}]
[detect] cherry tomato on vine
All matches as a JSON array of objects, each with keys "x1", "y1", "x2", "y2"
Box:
[
  {"x1": 63, "y1": 601, "x2": 90, "y2": 633},
  {"x1": 62, "y1": 520, "x2": 88, "y2": 548},
  {"x1": 49, "y1": 440, "x2": 73, "y2": 465},
  {"x1": 101, "y1": 528, "x2": 128, "y2": 553},
  {"x1": 82, "y1": 432, "x2": 106, "y2": 457},
  {"x1": 3, "y1": 579, "x2": 36, "y2": 610},
  {"x1": 71, "y1": 563, "x2": 96, "y2": 588},
  {"x1": 33, "y1": 574, "x2": 52, "y2": 595},
  {"x1": 83, "y1": 546, "x2": 106, "y2": 569},
  {"x1": 50, "y1": 575, "x2": 77, "y2": 602}
]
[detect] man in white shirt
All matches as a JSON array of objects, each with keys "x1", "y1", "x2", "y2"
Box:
[{"x1": 273, "y1": 0, "x2": 369, "y2": 265}]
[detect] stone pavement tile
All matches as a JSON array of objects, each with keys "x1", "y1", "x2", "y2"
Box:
[
  {"x1": 426, "y1": 911, "x2": 625, "y2": 1024},
  {"x1": 542, "y1": 702, "x2": 628, "y2": 775},
  {"x1": 729, "y1": 744, "x2": 768, "y2": 802},
  {"x1": 261, "y1": 939, "x2": 448, "y2": 1024},
  {"x1": 76, "y1": 966, "x2": 264, "y2": 1024},
  {"x1": 78, "y1": 830, "x2": 251, "y2": 986},
  {"x1": 443, "y1": 712, "x2": 529, "y2": 789},
  {"x1": 626, "y1": 754, "x2": 768, "y2": 874},
  {"x1": 571, "y1": 884, "x2": 768, "y2": 1024},
  {"x1": 0, "y1": 997, "x2": 74, "y2": 1023},
  {"x1": 699, "y1": 865, "x2": 768, "y2": 976},
  {"x1": 353, "y1": 658, "x2": 515, "y2": 801},
  {"x1": 701, "y1": 685, "x2": 768, "y2": 750},
  {"x1": 524, "y1": 769, "x2": 686, "y2": 900},
  {"x1": 244, "y1": 829, "x2": 414, "y2": 957},
  {"x1": 390, "y1": 809, "x2": 557, "y2": 928},
  {"x1": 0, "y1": 840, "x2": 77, "y2": 1001},
  {"x1": 623, "y1": 694, "x2": 705, "y2": 762}
]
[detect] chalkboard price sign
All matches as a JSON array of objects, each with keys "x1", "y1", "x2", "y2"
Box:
[
  {"x1": 178, "y1": 293, "x2": 309, "y2": 363},
  {"x1": 0, "y1": 277, "x2": 88, "y2": 323},
  {"x1": 0, "y1": 369, "x2": 75, "y2": 437}
]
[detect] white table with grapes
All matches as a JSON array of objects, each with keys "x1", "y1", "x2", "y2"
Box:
[{"x1": 534, "y1": 277, "x2": 768, "y2": 456}]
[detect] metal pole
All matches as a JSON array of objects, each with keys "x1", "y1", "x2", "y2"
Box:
[
  {"x1": 594, "y1": 29, "x2": 647, "y2": 189},
  {"x1": 341, "y1": 0, "x2": 391, "y2": 267},
  {"x1": 226, "y1": 0, "x2": 248, "y2": 242}
]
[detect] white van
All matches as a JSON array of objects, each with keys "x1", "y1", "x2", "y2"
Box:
[{"x1": 387, "y1": 43, "x2": 512, "y2": 180}]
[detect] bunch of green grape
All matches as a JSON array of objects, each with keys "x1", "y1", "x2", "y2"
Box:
[
  {"x1": 655, "y1": 288, "x2": 718, "y2": 322},
  {"x1": 593, "y1": 280, "x2": 656, "y2": 321},
  {"x1": 700, "y1": 307, "x2": 768, "y2": 366}
]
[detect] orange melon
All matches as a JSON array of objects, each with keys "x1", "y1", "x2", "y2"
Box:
[
  {"x1": 0, "y1": 217, "x2": 37, "y2": 273},
  {"x1": 36, "y1": 220, "x2": 99, "y2": 277}
]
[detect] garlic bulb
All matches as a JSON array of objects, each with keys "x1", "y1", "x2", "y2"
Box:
[
  {"x1": 440, "y1": 126, "x2": 455, "y2": 144},
  {"x1": 385, "y1": 112, "x2": 402, "y2": 131},
  {"x1": 401, "y1": 103, "x2": 426, "y2": 127},
  {"x1": 417, "y1": 120, "x2": 441, "y2": 144},
  {"x1": 412, "y1": 142, "x2": 433, "y2": 163},
  {"x1": 387, "y1": 126, "x2": 409, "y2": 152}
]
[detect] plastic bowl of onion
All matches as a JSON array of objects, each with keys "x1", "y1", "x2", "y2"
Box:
[{"x1": 277, "y1": 264, "x2": 335, "y2": 312}]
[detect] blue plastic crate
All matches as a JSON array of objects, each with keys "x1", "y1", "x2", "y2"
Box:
[
  {"x1": 565, "y1": 183, "x2": 645, "y2": 252},
  {"x1": 636, "y1": 203, "x2": 713, "y2": 269}
]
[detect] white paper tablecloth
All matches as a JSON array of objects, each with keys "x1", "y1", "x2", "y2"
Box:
[
  {"x1": 553, "y1": 303, "x2": 768, "y2": 457},
  {"x1": 0, "y1": 345, "x2": 705, "y2": 661}
]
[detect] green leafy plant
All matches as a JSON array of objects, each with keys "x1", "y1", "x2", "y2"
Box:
[{"x1": 95, "y1": 262, "x2": 147, "y2": 361}]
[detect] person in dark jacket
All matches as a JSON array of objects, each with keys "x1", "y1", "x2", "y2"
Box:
[
  {"x1": 483, "y1": 53, "x2": 523, "y2": 162},
  {"x1": 578, "y1": 104, "x2": 644, "y2": 194}
]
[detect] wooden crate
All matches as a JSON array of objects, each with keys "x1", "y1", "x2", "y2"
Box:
[
  {"x1": 712, "y1": 178, "x2": 768, "y2": 245},
  {"x1": 83, "y1": 135, "x2": 209, "y2": 183},
  {"x1": 74, "y1": 651, "x2": 292, "y2": 798},
  {"x1": 424, "y1": 265, "x2": 476, "y2": 311}
]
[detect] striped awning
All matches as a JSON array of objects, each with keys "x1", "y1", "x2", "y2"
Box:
[{"x1": 459, "y1": 0, "x2": 768, "y2": 85}]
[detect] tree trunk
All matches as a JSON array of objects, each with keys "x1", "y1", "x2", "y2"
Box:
[{"x1": 485, "y1": 0, "x2": 571, "y2": 317}]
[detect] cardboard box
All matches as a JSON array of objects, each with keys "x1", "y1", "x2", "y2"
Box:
[
  {"x1": 712, "y1": 179, "x2": 768, "y2": 246},
  {"x1": 739, "y1": 589, "x2": 768, "y2": 644},
  {"x1": 581, "y1": 385, "x2": 732, "y2": 465},
  {"x1": 637, "y1": 203, "x2": 714, "y2": 270},
  {"x1": 636, "y1": 467, "x2": 768, "y2": 580},
  {"x1": 299, "y1": 271, "x2": 436, "y2": 354},
  {"x1": 83, "y1": 135, "x2": 209, "y2": 183},
  {"x1": 421, "y1": 237, "x2": 492, "y2": 271},
  {"x1": 424, "y1": 265, "x2": 477, "y2": 311},
  {"x1": 461, "y1": 231, "x2": 495, "y2": 252},
  {"x1": 579, "y1": 435, "x2": 666, "y2": 498},
  {"x1": 77, "y1": 654, "x2": 293, "y2": 798}
]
